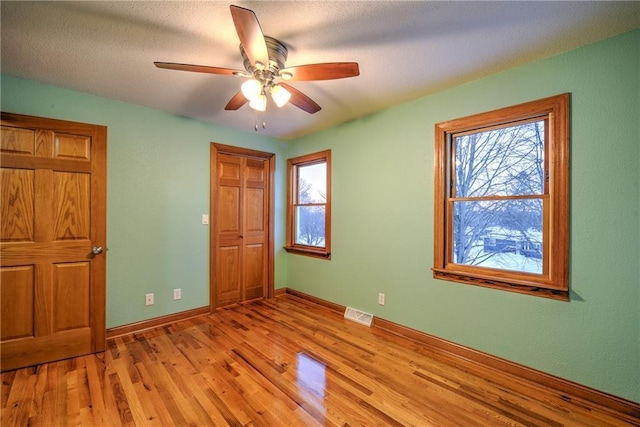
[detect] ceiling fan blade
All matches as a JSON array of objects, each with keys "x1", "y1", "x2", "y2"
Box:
[
  {"x1": 225, "y1": 91, "x2": 248, "y2": 110},
  {"x1": 280, "y1": 83, "x2": 321, "y2": 114},
  {"x1": 280, "y1": 62, "x2": 360, "y2": 81},
  {"x1": 230, "y1": 5, "x2": 269, "y2": 68},
  {"x1": 154, "y1": 62, "x2": 242, "y2": 76}
]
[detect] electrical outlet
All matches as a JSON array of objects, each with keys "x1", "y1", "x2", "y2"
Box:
[
  {"x1": 145, "y1": 293, "x2": 154, "y2": 306},
  {"x1": 378, "y1": 292, "x2": 386, "y2": 306},
  {"x1": 173, "y1": 288, "x2": 181, "y2": 300}
]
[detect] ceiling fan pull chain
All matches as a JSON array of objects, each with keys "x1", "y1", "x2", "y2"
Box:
[{"x1": 253, "y1": 110, "x2": 266, "y2": 131}]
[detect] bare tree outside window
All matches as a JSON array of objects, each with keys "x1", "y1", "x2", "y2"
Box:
[{"x1": 296, "y1": 171, "x2": 326, "y2": 247}]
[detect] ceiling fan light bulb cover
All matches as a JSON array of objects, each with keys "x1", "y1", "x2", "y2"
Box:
[
  {"x1": 241, "y1": 79, "x2": 262, "y2": 100},
  {"x1": 249, "y1": 94, "x2": 267, "y2": 111},
  {"x1": 271, "y1": 84, "x2": 291, "y2": 107}
]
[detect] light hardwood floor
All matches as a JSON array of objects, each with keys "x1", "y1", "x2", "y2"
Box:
[{"x1": 2, "y1": 295, "x2": 639, "y2": 426}]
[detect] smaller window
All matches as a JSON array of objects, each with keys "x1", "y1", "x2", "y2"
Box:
[{"x1": 285, "y1": 150, "x2": 331, "y2": 259}]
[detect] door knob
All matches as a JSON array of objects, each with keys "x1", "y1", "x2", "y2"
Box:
[{"x1": 92, "y1": 246, "x2": 104, "y2": 255}]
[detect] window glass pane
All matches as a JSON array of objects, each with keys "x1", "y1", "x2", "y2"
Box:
[
  {"x1": 298, "y1": 163, "x2": 326, "y2": 204},
  {"x1": 452, "y1": 199, "x2": 542, "y2": 274},
  {"x1": 295, "y1": 206, "x2": 325, "y2": 247},
  {"x1": 454, "y1": 120, "x2": 545, "y2": 197}
]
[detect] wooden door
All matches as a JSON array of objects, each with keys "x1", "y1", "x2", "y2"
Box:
[
  {"x1": 1, "y1": 112, "x2": 107, "y2": 371},
  {"x1": 210, "y1": 144, "x2": 274, "y2": 309}
]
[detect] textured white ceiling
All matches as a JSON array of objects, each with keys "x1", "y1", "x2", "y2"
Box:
[{"x1": 2, "y1": 1, "x2": 639, "y2": 140}]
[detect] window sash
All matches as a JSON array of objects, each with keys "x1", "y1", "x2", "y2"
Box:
[
  {"x1": 449, "y1": 117, "x2": 549, "y2": 199},
  {"x1": 285, "y1": 150, "x2": 331, "y2": 259},
  {"x1": 445, "y1": 195, "x2": 549, "y2": 278}
]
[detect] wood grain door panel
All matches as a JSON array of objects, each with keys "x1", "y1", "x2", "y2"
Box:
[
  {"x1": 244, "y1": 243, "x2": 265, "y2": 300},
  {"x1": 0, "y1": 112, "x2": 106, "y2": 371},
  {"x1": 0, "y1": 266, "x2": 35, "y2": 340},
  {"x1": 53, "y1": 171, "x2": 91, "y2": 240},
  {"x1": 53, "y1": 262, "x2": 91, "y2": 331},
  {"x1": 0, "y1": 168, "x2": 34, "y2": 242},
  {"x1": 216, "y1": 245, "x2": 241, "y2": 306}
]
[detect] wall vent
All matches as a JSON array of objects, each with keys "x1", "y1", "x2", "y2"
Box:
[{"x1": 344, "y1": 307, "x2": 373, "y2": 327}]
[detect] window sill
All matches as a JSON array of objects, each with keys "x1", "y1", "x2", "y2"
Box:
[
  {"x1": 432, "y1": 268, "x2": 569, "y2": 301},
  {"x1": 284, "y1": 246, "x2": 331, "y2": 260}
]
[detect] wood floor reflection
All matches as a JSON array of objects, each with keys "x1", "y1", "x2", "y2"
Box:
[{"x1": 2, "y1": 295, "x2": 637, "y2": 426}]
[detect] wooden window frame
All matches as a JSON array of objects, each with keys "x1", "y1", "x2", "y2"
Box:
[
  {"x1": 285, "y1": 150, "x2": 331, "y2": 259},
  {"x1": 433, "y1": 94, "x2": 570, "y2": 301}
]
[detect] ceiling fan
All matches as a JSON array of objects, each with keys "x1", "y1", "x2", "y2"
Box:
[{"x1": 154, "y1": 5, "x2": 360, "y2": 116}]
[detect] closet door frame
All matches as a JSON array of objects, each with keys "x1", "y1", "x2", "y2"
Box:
[{"x1": 210, "y1": 143, "x2": 275, "y2": 309}]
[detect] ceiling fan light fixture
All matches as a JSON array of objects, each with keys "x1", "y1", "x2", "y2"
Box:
[
  {"x1": 271, "y1": 84, "x2": 291, "y2": 107},
  {"x1": 241, "y1": 79, "x2": 262, "y2": 101},
  {"x1": 249, "y1": 93, "x2": 267, "y2": 111}
]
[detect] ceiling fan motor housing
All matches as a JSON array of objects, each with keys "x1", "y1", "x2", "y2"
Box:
[{"x1": 240, "y1": 36, "x2": 288, "y2": 83}]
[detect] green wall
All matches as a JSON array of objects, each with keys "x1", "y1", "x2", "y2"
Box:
[
  {"x1": 2, "y1": 27, "x2": 638, "y2": 403},
  {"x1": 0, "y1": 75, "x2": 289, "y2": 329},
  {"x1": 287, "y1": 28, "x2": 640, "y2": 402}
]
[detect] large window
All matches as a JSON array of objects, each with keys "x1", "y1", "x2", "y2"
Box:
[
  {"x1": 285, "y1": 150, "x2": 331, "y2": 259},
  {"x1": 433, "y1": 94, "x2": 569, "y2": 300}
]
